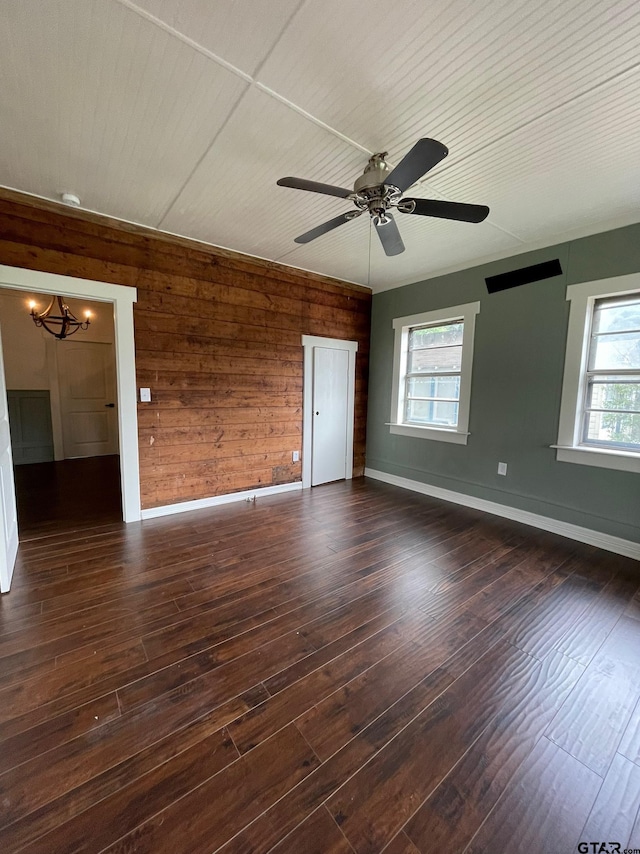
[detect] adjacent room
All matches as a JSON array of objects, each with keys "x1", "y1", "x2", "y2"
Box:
[{"x1": 0, "y1": 1, "x2": 639, "y2": 852}]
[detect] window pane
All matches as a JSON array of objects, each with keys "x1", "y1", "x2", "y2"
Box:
[
  {"x1": 587, "y1": 377, "x2": 640, "y2": 412},
  {"x1": 584, "y1": 411, "x2": 640, "y2": 449},
  {"x1": 407, "y1": 376, "x2": 460, "y2": 400},
  {"x1": 410, "y1": 322, "x2": 463, "y2": 350},
  {"x1": 408, "y1": 345, "x2": 462, "y2": 373},
  {"x1": 588, "y1": 331, "x2": 640, "y2": 370},
  {"x1": 406, "y1": 399, "x2": 459, "y2": 427},
  {"x1": 592, "y1": 299, "x2": 640, "y2": 334}
]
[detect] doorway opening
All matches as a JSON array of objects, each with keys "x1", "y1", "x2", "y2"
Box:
[
  {"x1": 1, "y1": 287, "x2": 122, "y2": 537},
  {"x1": 0, "y1": 263, "x2": 140, "y2": 593}
]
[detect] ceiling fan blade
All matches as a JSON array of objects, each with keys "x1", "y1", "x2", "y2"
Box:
[
  {"x1": 374, "y1": 213, "x2": 405, "y2": 256},
  {"x1": 385, "y1": 139, "x2": 448, "y2": 192},
  {"x1": 402, "y1": 198, "x2": 490, "y2": 223},
  {"x1": 294, "y1": 211, "x2": 362, "y2": 244},
  {"x1": 277, "y1": 177, "x2": 352, "y2": 199}
]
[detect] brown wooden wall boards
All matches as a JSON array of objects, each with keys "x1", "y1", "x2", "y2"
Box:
[{"x1": 0, "y1": 189, "x2": 371, "y2": 509}]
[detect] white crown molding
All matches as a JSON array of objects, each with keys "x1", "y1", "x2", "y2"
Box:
[{"x1": 364, "y1": 468, "x2": 640, "y2": 561}]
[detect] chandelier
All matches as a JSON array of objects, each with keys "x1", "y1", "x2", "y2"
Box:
[{"x1": 29, "y1": 296, "x2": 91, "y2": 340}]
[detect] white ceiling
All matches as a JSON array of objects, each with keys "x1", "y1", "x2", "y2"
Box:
[{"x1": 1, "y1": 0, "x2": 639, "y2": 292}]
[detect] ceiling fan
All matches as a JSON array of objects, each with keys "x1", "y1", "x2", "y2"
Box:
[{"x1": 277, "y1": 138, "x2": 489, "y2": 256}]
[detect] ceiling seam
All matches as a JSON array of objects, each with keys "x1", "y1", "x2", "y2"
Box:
[
  {"x1": 250, "y1": 0, "x2": 309, "y2": 80},
  {"x1": 253, "y1": 83, "x2": 372, "y2": 156},
  {"x1": 155, "y1": 84, "x2": 252, "y2": 229},
  {"x1": 113, "y1": 0, "x2": 373, "y2": 227},
  {"x1": 113, "y1": 0, "x2": 640, "y2": 188},
  {"x1": 113, "y1": 0, "x2": 371, "y2": 158},
  {"x1": 112, "y1": 0, "x2": 253, "y2": 82}
]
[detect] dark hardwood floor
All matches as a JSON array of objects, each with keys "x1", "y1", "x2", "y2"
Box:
[
  {"x1": 14, "y1": 455, "x2": 122, "y2": 539},
  {"x1": 0, "y1": 477, "x2": 639, "y2": 853}
]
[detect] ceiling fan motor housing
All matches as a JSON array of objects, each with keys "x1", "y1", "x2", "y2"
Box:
[
  {"x1": 353, "y1": 152, "x2": 392, "y2": 192},
  {"x1": 353, "y1": 153, "x2": 403, "y2": 223}
]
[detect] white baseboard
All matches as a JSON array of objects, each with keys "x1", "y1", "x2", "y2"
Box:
[
  {"x1": 141, "y1": 481, "x2": 303, "y2": 520},
  {"x1": 365, "y1": 468, "x2": 640, "y2": 561}
]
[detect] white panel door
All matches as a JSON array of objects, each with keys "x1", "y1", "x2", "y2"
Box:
[
  {"x1": 58, "y1": 341, "x2": 119, "y2": 458},
  {"x1": 311, "y1": 346, "x2": 349, "y2": 486},
  {"x1": 0, "y1": 325, "x2": 18, "y2": 593}
]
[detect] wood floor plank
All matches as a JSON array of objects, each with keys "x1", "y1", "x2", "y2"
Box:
[
  {"x1": 578, "y1": 752, "x2": 640, "y2": 852},
  {"x1": 267, "y1": 807, "x2": 354, "y2": 854},
  {"x1": 463, "y1": 552, "x2": 572, "y2": 626},
  {"x1": 418, "y1": 546, "x2": 525, "y2": 620},
  {"x1": 216, "y1": 623, "x2": 510, "y2": 854},
  {"x1": 297, "y1": 610, "x2": 490, "y2": 762},
  {"x1": 619, "y1": 697, "x2": 640, "y2": 765},
  {"x1": 0, "y1": 667, "x2": 276, "y2": 829},
  {"x1": 0, "y1": 637, "x2": 147, "y2": 723},
  {"x1": 556, "y1": 572, "x2": 640, "y2": 666},
  {"x1": 15, "y1": 727, "x2": 239, "y2": 854},
  {"x1": 323, "y1": 641, "x2": 539, "y2": 853},
  {"x1": 229, "y1": 609, "x2": 429, "y2": 754},
  {"x1": 217, "y1": 669, "x2": 457, "y2": 854},
  {"x1": 546, "y1": 616, "x2": 640, "y2": 776},
  {"x1": 117, "y1": 628, "x2": 316, "y2": 713},
  {"x1": 1, "y1": 474, "x2": 638, "y2": 854},
  {"x1": 464, "y1": 737, "x2": 601, "y2": 854},
  {"x1": 381, "y1": 832, "x2": 423, "y2": 854},
  {"x1": 99, "y1": 725, "x2": 319, "y2": 854},
  {"x1": 506, "y1": 571, "x2": 604, "y2": 660},
  {"x1": 263, "y1": 605, "x2": 412, "y2": 695},
  {"x1": 0, "y1": 692, "x2": 121, "y2": 775},
  {"x1": 0, "y1": 687, "x2": 268, "y2": 852},
  {"x1": 403, "y1": 650, "x2": 583, "y2": 854}
]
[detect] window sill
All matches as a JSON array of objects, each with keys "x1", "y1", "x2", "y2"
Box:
[
  {"x1": 389, "y1": 423, "x2": 470, "y2": 445},
  {"x1": 552, "y1": 444, "x2": 640, "y2": 474}
]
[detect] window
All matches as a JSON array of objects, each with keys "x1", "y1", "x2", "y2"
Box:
[
  {"x1": 404, "y1": 321, "x2": 463, "y2": 428},
  {"x1": 390, "y1": 302, "x2": 480, "y2": 444},
  {"x1": 555, "y1": 273, "x2": 640, "y2": 473},
  {"x1": 582, "y1": 295, "x2": 640, "y2": 450}
]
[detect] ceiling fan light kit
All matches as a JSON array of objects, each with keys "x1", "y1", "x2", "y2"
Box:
[{"x1": 277, "y1": 138, "x2": 490, "y2": 256}]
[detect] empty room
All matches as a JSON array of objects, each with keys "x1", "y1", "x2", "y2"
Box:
[{"x1": 0, "y1": 2, "x2": 639, "y2": 853}]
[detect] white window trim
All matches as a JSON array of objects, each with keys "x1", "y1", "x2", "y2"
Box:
[
  {"x1": 554, "y1": 272, "x2": 640, "y2": 474},
  {"x1": 389, "y1": 301, "x2": 480, "y2": 445}
]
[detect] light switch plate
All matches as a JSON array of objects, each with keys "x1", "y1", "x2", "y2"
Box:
[{"x1": 139, "y1": 387, "x2": 151, "y2": 402}]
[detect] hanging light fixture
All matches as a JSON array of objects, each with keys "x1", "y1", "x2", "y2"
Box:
[{"x1": 29, "y1": 296, "x2": 91, "y2": 340}]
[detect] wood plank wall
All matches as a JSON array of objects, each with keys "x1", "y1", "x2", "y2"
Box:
[{"x1": 0, "y1": 191, "x2": 371, "y2": 509}]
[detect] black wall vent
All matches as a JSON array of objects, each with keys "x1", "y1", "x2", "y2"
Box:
[{"x1": 485, "y1": 259, "x2": 563, "y2": 293}]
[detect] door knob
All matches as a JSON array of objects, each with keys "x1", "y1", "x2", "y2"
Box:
[{"x1": 105, "y1": 403, "x2": 115, "y2": 408}]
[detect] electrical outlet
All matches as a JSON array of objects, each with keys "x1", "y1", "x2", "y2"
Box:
[
  {"x1": 292, "y1": 450, "x2": 300, "y2": 462},
  {"x1": 498, "y1": 462, "x2": 507, "y2": 476}
]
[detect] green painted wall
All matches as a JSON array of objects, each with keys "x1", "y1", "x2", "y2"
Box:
[{"x1": 366, "y1": 222, "x2": 640, "y2": 544}]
